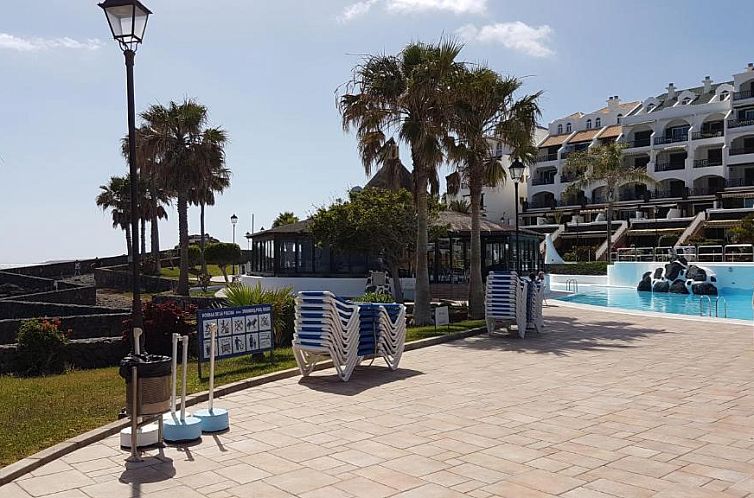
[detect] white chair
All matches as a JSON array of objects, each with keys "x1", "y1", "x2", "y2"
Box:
[{"x1": 485, "y1": 271, "x2": 528, "y2": 338}]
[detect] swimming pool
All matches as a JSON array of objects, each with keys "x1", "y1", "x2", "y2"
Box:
[{"x1": 556, "y1": 286, "x2": 753, "y2": 321}]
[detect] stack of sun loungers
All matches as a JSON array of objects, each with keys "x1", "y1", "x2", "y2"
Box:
[
  {"x1": 525, "y1": 279, "x2": 544, "y2": 333},
  {"x1": 484, "y1": 271, "x2": 530, "y2": 338},
  {"x1": 293, "y1": 291, "x2": 406, "y2": 381}
]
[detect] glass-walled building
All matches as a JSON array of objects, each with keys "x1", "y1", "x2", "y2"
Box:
[{"x1": 246, "y1": 211, "x2": 543, "y2": 281}]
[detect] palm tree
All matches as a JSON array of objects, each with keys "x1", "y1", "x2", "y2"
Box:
[
  {"x1": 272, "y1": 212, "x2": 299, "y2": 228},
  {"x1": 139, "y1": 99, "x2": 228, "y2": 295},
  {"x1": 447, "y1": 198, "x2": 471, "y2": 214},
  {"x1": 190, "y1": 150, "x2": 231, "y2": 277},
  {"x1": 445, "y1": 66, "x2": 541, "y2": 319},
  {"x1": 339, "y1": 40, "x2": 464, "y2": 325},
  {"x1": 96, "y1": 176, "x2": 132, "y2": 258},
  {"x1": 562, "y1": 142, "x2": 655, "y2": 262}
]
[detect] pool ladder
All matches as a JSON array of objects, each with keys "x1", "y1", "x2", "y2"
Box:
[
  {"x1": 565, "y1": 278, "x2": 579, "y2": 293},
  {"x1": 699, "y1": 296, "x2": 727, "y2": 318}
]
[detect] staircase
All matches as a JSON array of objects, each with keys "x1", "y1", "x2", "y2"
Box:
[
  {"x1": 539, "y1": 224, "x2": 565, "y2": 254},
  {"x1": 675, "y1": 211, "x2": 707, "y2": 248},
  {"x1": 595, "y1": 220, "x2": 629, "y2": 261}
]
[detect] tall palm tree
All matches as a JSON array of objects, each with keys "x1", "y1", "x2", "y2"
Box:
[
  {"x1": 339, "y1": 40, "x2": 464, "y2": 325},
  {"x1": 272, "y1": 212, "x2": 299, "y2": 228},
  {"x1": 139, "y1": 99, "x2": 228, "y2": 295},
  {"x1": 445, "y1": 66, "x2": 541, "y2": 319},
  {"x1": 96, "y1": 176, "x2": 132, "y2": 258},
  {"x1": 447, "y1": 198, "x2": 471, "y2": 214},
  {"x1": 190, "y1": 149, "x2": 231, "y2": 277},
  {"x1": 562, "y1": 142, "x2": 655, "y2": 262}
]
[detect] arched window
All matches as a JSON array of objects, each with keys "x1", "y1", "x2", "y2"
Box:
[
  {"x1": 586, "y1": 119, "x2": 592, "y2": 129},
  {"x1": 617, "y1": 113, "x2": 623, "y2": 124},
  {"x1": 682, "y1": 97, "x2": 692, "y2": 105},
  {"x1": 720, "y1": 91, "x2": 730, "y2": 101},
  {"x1": 566, "y1": 123, "x2": 572, "y2": 133},
  {"x1": 557, "y1": 124, "x2": 563, "y2": 134},
  {"x1": 595, "y1": 117, "x2": 601, "y2": 127}
]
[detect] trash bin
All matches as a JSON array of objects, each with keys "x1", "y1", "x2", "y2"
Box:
[{"x1": 119, "y1": 353, "x2": 172, "y2": 416}]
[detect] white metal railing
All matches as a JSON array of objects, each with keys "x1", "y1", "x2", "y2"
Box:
[
  {"x1": 697, "y1": 245, "x2": 724, "y2": 262},
  {"x1": 723, "y1": 244, "x2": 754, "y2": 262},
  {"x1": 715, "y1": 296, "x2": 727, "y2": 318},
  {"x1": 613, "y1": 244, "x2": 752, "y2": 262}
]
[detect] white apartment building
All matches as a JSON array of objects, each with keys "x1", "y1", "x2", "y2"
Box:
[
  {"x1": 444, "y1": 128, "x2": 548, "y2": 226},
  {"x1": 525, "y1": 64, "x2": 754, "y2": 224}
]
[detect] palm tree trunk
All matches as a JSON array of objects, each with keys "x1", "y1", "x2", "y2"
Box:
[
  {"x1": 606, "y1": 202, "x2": 613, "y2": 263},
  {"x1": 151, "y1": 208, "x2": 161, "y2": 274},
  {"x1": 200, "y1": 202, "x2": 208, "y2": 276},
  {"x1": 140, "y1": 217, "x2": 147, "y2": 257},
  {"x1": 468, "y1": 179, "x2": 484, "y2": 319},
  {"x1": 388, "y1": 259, "x2": 404, "y2": 303},
  {"x1": 125, "y1": 225, "x2": 132, "y2": 261},
  {"x1": 413, "y1": 169, "x2": 432, "y2": 326},
  {"x1": 177, "y1": 193, "x2": 190, "y2": 295}
]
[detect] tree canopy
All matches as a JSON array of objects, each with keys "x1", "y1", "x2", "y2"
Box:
[{"x1": 272, "y1": 212, "x2": 299, "y2": 228}]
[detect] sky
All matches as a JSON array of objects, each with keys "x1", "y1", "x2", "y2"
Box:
[{"x1": 1, "y1": 0, "x2": 752, "y2": 264}]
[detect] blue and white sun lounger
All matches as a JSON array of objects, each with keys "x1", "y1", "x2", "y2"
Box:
[{"x1": 485, "y1": 271, "x2": 529, "y2": 338}]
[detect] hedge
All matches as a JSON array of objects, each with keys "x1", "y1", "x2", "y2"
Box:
[{"x1": 548, "y1": 261, "x2": 609, "y2": 275}]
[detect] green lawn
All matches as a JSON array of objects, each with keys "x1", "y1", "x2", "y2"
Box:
[
  {"x1": 0, "y1": 320, "x2": 483, "y2": 467},
  {"x1": 160, "y1": 264, "x2": 227, "y2": 281}
]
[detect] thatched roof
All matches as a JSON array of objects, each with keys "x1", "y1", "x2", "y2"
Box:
[{"x1": 364, "y1": 164, "x2": 413, "y2": 191}]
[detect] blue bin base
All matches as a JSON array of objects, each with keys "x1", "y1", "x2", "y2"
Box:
[
  {"x1": 163, "y1": 413, "x2": 203, "y2": 443},
  {"x1": 194, "y1": 407, "x2": 229, "y2": 433}
]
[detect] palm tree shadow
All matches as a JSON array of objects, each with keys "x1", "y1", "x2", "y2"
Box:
[
  {"x1": 452, "y1": 313, "x2": 670, "y2": 357},
  {"x1": 298, "y1": 366, "x2": 423, "y2": 396}
]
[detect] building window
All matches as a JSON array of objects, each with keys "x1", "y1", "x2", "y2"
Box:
[
  {"x1": 720, "y1": 91, "x2": 730, "y2": 101},
  {"x1": 617, "y1": 113, "x2": 623, "y2": 124},
  {"x1": 557, "y1": 124, "x2": 563, "y2": 134},
  {"x1": 586, "y1": 119, "x2": 592, "y2": 129},
  {"x1": 682, "y1": 97, "x2": 692, "y2": 105},
  {"x1": 595, "y1": 117, "x2": 601, "y2": 127},
  {"x1": 566, "y1": 123, "x2": 572, "y2": 133}
]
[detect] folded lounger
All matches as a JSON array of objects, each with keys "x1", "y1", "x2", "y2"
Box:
[{"x1": 485, "y1": 271, "x2": 528, "y2": 338}]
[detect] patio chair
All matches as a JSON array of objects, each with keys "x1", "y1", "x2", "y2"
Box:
[{"x1": 485, "y1": 271, "x2": 528, "y2": 339}]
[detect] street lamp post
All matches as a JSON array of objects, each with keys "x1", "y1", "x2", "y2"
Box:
[
  {"x1": 509, "y1": 159, "x2": 526, "y2": 274},
  {"x1": 98, "y1": 0, "x2": 152, "y2": 346},
  {"x1": 231, "y1": 214, "x2": 238, "y2": 276}
]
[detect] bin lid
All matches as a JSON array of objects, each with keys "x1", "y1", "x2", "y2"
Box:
[{"x1": 119, "y1": 353, "x2": 172, "y2": 381}]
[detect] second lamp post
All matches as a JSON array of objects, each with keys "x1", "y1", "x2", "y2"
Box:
[
  {"x1": 509, "y1": 158, "x2": 526, "y2": 274},
  {"x1": 231, "y1": 214, "x2": 238, "y2": 276}
]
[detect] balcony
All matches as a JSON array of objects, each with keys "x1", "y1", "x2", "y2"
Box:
[
  {"x1": 693, "y1": 158, "x2": 723, "y2": 168},
  {"x1": 529, "y1": 199, "x2": 557, "y2": 209},
  {"x1": 730, "y1": 147, "x2": 754, "y2": 156},
  {"x1": 624, "y1": 138, "x2": 651, "y2": 148},
  {"x1": 653, "y1": 189, "x2": 684, "y2": 199},
  {"x1": 654, "y1": 134, "x2": 688, "y2": 146},
  {"x1": 692, "y1": 130, "x2": 724, "y2": 140},
  {"x1": 733, "y1": 90, "x2": 753, "y2": 101},
  {"x1": 726, "y1": 178, "x2": 754, "y2": 188},
  {"x1": 655, "y1": 161, "x2": 686, "y2": 172},
  {"x1": 690, "y1": 186, "x2": 723, "y2": 196},
  {"x1": 532, "y1": 177, "x2": 555, "y2": 186},
  {"x1": 728, "y1": 118, "x2": 754, "y2": 129},
  {"x1": 536, "y1": 153, "x2": 558, "y2": 163}
]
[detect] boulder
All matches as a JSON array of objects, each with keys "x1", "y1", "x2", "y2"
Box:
[
  {"x1": 664, "y1": 261, "x2": 684, "y2": 281},
  {"x1": 637, "y1": 275, "x2": 652, "y2": 292},
  {"x1": 686, "y1": 265, "x2": 707, "y2": 282},
  {"x1": 691, "y1": 282, "x2": 718, "y2": 295},
  {"x1": 653, "y1": 268, "x2": 664, "y2": 280},
  {"x1": 669, "y1": 279, "x2": 689, "y2": 294},
  {"x1": 653, "y1": 280, "x2": 670, "y2": 293},
  {"x1": 677, "y1": 256, "x2": 688, "y2": 266}
]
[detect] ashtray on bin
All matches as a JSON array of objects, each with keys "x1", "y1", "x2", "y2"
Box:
[{"x1": 119, "y1": 353, "x2": 172, "y2": 416}]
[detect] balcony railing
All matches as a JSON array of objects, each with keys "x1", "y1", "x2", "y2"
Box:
[
  {"x1": 728, "y1": 118, "x2": 754, "y2": 129},
  {"x1": 693, "y1": 158, "x2": 723, "y2": 168},
  {"x1": 726, "y1": 178, "x2": 754, "y2": 188},
  {"x1": 692, "y1": 130, "x2": 724, "y2": 140},
  {"x1": 532, "y1": 177, "x2": 555, "y2": 186},
  {"x1": 730, "y1": 147, "x2": 754, "y2": 156},
  {"x1": 536, "y1": 153, "x2": 558, "y2": 162},
  {"x1": 653, "y1": 189, "x2": 685, "y2": 199},
  {"x1": 624, "y1": 138, "x2": 651, "y2": 148},
  {"x1": 655, "y1": 161, "x2": 686, "y2": 172},
  {"x1": 690, "y1": 186, "x2": 724, "y2": 196},
  {"x1": 654, "y1": 134, "x2": 688, "y2": 145},
  {"x1": 529, "y1": 199, "x2": 557, "y2": 209},
  {"x1": 733, "y1": 90, "x2": 753, "y2": 101}
]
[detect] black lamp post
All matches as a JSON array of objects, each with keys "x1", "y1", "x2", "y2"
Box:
[
  {"x1": 509, "y1": 158, "x2": 526, "y2": 274},
  {"x1": 99, "y1": 0, "x2": 152, "y2": 345},
  {"x1": 231, "y1": 214, "x2": 238, "y2": 276}
]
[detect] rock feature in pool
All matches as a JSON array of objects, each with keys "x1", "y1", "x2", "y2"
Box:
[{"x1": 636, "y1": 256, "x2": 718, "y2": 295}]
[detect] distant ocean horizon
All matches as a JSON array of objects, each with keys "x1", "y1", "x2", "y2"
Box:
[{"x1": 0, "y1": 263, "x2": 35, "y2": 270}]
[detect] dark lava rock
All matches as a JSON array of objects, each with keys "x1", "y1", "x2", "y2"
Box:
[
  {"x1": 653, "y1": 268, "x2": 664, "y2": 280},
  {"x1": 665, "y1": 261, "x2": 684, "y2": 281},
  {"x1": 669, "y1": 279, "x2": 689, "y2": 294},
  {"x1": 686, "y1": 265, "x2": 707, "y2": 282},
  {"x1": 653, "y1": 280, "x2": 670, "y2": 293},
  {"x1": 691, "y1": 282, "x2": 718, "y2": 295},
  {"x1": 677, "y1": 256, "x2": 688, "y2": 266},
  {"x1": 637, "y1": 276, "x2": 652, "y2": 292}
]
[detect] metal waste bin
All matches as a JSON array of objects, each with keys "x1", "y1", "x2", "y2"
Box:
[{"x1": 119, "y1": 353, "x2": 172, "y2": 416}]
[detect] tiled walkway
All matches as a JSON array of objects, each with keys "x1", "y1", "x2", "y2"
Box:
[{"x1": 6, "y1": 305, "x2": 754, "y2": 497}]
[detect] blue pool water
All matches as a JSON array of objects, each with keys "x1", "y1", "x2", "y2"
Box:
[{"x1": 556, "y1": 287, "x2": 753, "y2": 321}]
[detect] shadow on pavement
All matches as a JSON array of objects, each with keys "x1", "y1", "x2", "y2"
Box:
[{"x1": 298, "y1": 366, "x2": 423, "y2": 395}]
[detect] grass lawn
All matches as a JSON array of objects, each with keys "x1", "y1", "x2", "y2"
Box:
[
  {"x1": 160, "y1": 264, "x2": 227, "y2": 281},
  {"x1": 0, "y1": 319, "x2": 483, "y2": 467}
]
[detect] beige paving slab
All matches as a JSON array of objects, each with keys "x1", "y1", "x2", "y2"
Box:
[{"x1": 8, "y1": 305, "x2": 754, "y2": 497}]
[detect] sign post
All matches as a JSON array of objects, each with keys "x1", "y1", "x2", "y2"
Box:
[{"x1": 435, "y1": 306, "x2": 450, "y2": 333}]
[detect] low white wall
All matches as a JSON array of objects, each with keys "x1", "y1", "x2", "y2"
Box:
[
  {"x1": 549, "y1": 274, "x2": 608, "y2": 286},
  {"x1": 608, "y1": 262, "x2": 754, "y2": 291},
  {"x1": 237, "y1": 275, "x2": 416, "y2": 299}
]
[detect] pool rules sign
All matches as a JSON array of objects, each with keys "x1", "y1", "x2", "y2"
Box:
[{"x1": 197, "y1": 305, "x2": 274, "y2": 361}]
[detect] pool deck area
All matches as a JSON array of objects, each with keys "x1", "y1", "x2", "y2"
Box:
[{"x1": 6, "y1": 304, "x2": 754, "y2": 497}]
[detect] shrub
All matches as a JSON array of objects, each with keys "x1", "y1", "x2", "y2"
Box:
[
  {"x1": 548, "y1": 261, "x2": 609, "y2": 275},
  {"x1": 223, "y1": 283, "x2": 295, "y2": 346},
  {"x1": 204, "y1": 243, "x2": 242, "y2": 283},
  {"x1": 352, "y1": 292, "x2": 394, "y2": 303},
  {"x1": 658, "y1": 234, "x2": 679, "y2": 247},
  {"x1": 16, "y1": 319, "x2": 69, "y2": 376},
  {"x1": 122, "y1": 301, "x2": 196, "y2": 356}
]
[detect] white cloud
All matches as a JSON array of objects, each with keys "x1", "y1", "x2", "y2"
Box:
[
  {"x1": 0, "y1": 33, "x2": 103, "y2": 52},
  {"x1": 337, "y1": 0, "x2": 380, "y2": 23},
  {"x1": 456, "y1": 21, "x2": 554, "y2": 57},
  {"x1": 338, "y1": 0, "x2": 486, "y2": 22}
]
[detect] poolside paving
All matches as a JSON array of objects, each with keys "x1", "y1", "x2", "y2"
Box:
[{"x1": 6, "y1": 304, "x2": 754, "y2": 497}]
